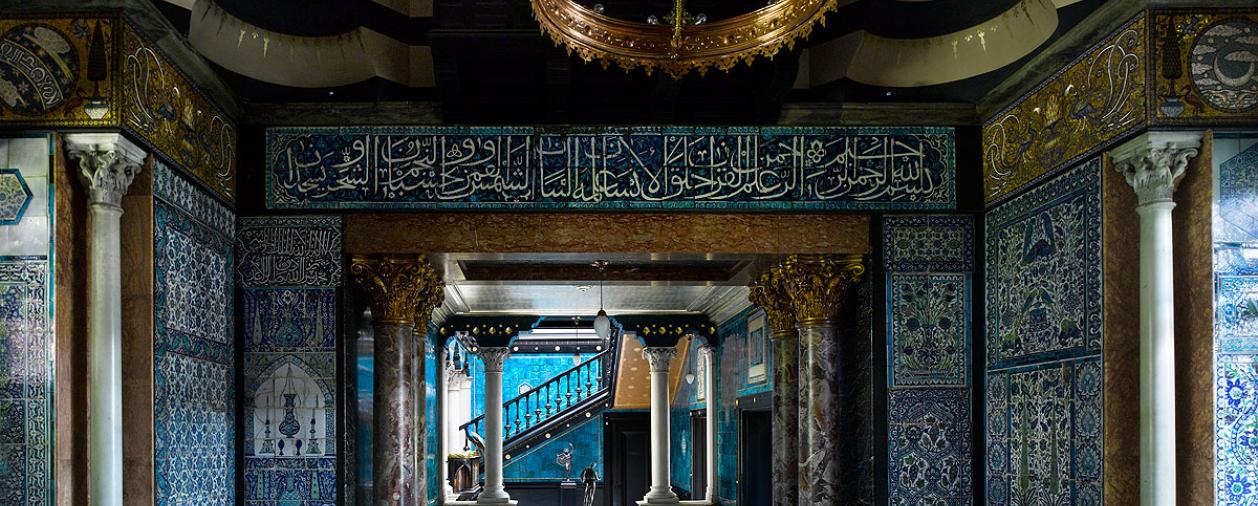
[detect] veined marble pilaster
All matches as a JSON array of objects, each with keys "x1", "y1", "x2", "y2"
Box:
[
  {"x1": 1110, "y1": 131, "x2": 1202, "y2": 506},
  {"x1": 65, "y1": 133, "x2": 146, "y2": 506},
  {"x1": 749, "y1": 270, "x2": 799, "y2": 506},
  {"x1": 350, "y1": 256, "x2": 444, "y2": 506},
  {"x1": 776, "y1": 255, "x2": 865, "y2": 506}
]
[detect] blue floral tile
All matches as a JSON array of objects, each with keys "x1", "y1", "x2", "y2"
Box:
[
  {"x1": 1217, "y1": 141, "x2": 1258, "y2": 244},
  {"x1": 0, "y1": 168, "x2": 32, "y2": 225},
  {"x1": 888, "y1": 388, "x2": 971, "y2": 504},
  {"x1": 0, "y1": 258, "x2": 50, "y2": 505},
  {"x1": 888, "y1": 273, "x2": 970, "y2": 387},
  {"x1": 1218, "y1": 276, "x2": 1258, "y2": 353},
  {"x1": 1216, "y1": 354, "x2": 1258, "y2": 505},
  {"x1": 883, "y1": 215, "x2": 975, "y2": 271}
]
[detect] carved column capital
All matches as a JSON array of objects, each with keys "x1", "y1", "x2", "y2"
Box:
[
  {"x1": 1110, "y1": 131, "x2": 1204, "y2": 206},
  {"x1": 697, "y1": 344, "x2": 717, "y2": 359},
  {"x1": 776, "y1": 254, "x2": 866, "y2": 327},
  {"x1": 349, "y1": 255, "x2": 443, "y2": 326},
  {"x1": 642, "y1": 347, "x2": 678, "y2": 372},
  {"x1": 65, "y1": 133, "x2": 146, "y2": 208},
  {"x1": 479, "y1": 347, "x2": 510, "y2": 372},
  {"x1": 749, "y1": 269, "x2": 797, "y2": 339}
]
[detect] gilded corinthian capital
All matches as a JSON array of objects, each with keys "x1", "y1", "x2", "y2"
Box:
[
  {"x1": 748, "y1": 269, "x2": 797, "y2": 339},
  {"x1": 776, "y1": 254, "x2": 866, "y2": 327},
  {"x1": 349, "y1": 255, "x2": 444, "y2": 326}
]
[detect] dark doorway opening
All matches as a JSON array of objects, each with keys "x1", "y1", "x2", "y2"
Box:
[
  {"x1": 690, "y1": 410, "x2": 707, "y2": 498},
  {"x1": 604, "y1": 411, "x2": 651, "y2": 506},
  {"x1": 740, "y1": 409, "x2": 772, "y2": 505}
]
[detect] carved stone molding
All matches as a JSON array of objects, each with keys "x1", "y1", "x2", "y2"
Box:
[
  {"x1": 479, "y1": 347, "x2": 511, "y2": 373},
  {"x1": 749, "y1": 269, "x2": 797, "y2": 339},
  {"x1": 642, "y1": 347, "x2": 678, "y2": 373},
  {"x1": 777, "y1": 254, "x2": 866, "y2": 327},
  {"x1": 65, "y1": 133, "x2": 147, "y2": 207},
  {"x1": 349, "y1": 255, "x2": 444, "y2": 326},
  {"x1": 1110, "y1": 131, "x2": 1204, "y2": 206}
]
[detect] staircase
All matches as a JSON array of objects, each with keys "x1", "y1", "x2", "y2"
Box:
[{"x1": 458, "y1": 342, "x2": 619, "y2": 461}]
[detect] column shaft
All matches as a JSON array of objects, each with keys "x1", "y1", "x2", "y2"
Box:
[
  {"x1": 771, "y1": 337, "x2": 798, "y2": 506},
  {"x1": 1139, "y1": 203, "x2": 1177, "y2": 504},
  {"x1": 641, "y1": 347, "x2": 679, "y2": 504},
  {"x1": 374, "y1": 324, "x2": 420, "y2": 505},
  {"x1": 478, "y1": 347, "x2": 513, "y2": 504},
  {"x1": 798, "y1": 325, "x2": 839, "y2": 505},
  {"x1": 88, "y1": 204, "x2": 123, "y2": 506},
  {"x1": 702, "y1": 346, "x2": 717, "y2": 503},
  {"x1": 439, "y1": 346, "x2": 455, "y2": 501}
]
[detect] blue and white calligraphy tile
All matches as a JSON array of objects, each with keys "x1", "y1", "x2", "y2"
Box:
[
  {"x1": 985, "y1": 158, "x2": 1103, "y2": 368},
  {"x1": 266, "y1": 126, "x2": 955, "y2": 211},
  {"x1": 236, "y1": 216, "x2": 342, "y2": 288}
]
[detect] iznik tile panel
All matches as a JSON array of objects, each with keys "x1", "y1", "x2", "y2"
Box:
[
  {"x1": 888, "y1": 272, "x2": 970, "y2": 388},
  {"x1": 985, "y1": 159, "x2": 1103, "y2": 368},
  {"x1": 237, "y1": 216, "x2": 343, "y2": 505},
  {"x1": 1217, "y1": 140, "x2": 1258, "y2": 245},
  {"x1": 883, "y1": 214, "x2": 975, "y2": 272},
  {"x1": 888, "y1": 388, "x2": 971, "y2": 504},
  {"x1": 266, "y1": 126, "x2": 956, "y2": 211},
  {"x1": 986, "y1": 358, "x2": 1104, "y2": 505},
  {"x1": 153, "y1": 162, "x2": 235, "y2": 506},
  {"x1": 1215, "y1": 354, "x2": 1258, "y2": 503},
  {"x1": 0, "y1": 259, "x2": 51, "y2": 506},
  {"x1": 1217, "y1": 276, "x2": 1258, "y2": 354}
]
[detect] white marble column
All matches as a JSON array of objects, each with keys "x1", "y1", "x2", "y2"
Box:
[
  {"x1": 640, "y1": 347, "x2": 680, "y2": 505},
  {"x1": 1111, "y1": 131, "x2": 1202, "y2": 506},
  {"x1": 439, "y1": 346, "x2": 456, "y2": 502},
  {"x1": 477, "y1": 347, "x2": 516, "y2": 505},
  {"x1": 65, "y1": 133, "x2": 145, "y2": 506},
  {"x1": 699, "y1": 345, "x2": 717, "y2": 504}
]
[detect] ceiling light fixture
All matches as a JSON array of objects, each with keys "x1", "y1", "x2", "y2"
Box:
[
  {"x1": 532, "y1": 0, "x2": 839, "y2": 79},
  {"x1": 592, "y1": 260, "x2": 611, "y2": 340}
]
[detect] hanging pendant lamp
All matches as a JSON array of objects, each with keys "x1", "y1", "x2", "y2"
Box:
[{"x1": 592, "y1": 260, "x2": 611, "y2": 339}]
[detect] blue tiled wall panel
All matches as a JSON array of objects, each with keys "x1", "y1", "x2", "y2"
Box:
[
  {"x1": 236, "y1": 216, "x2": 343, "y2": 505},
  {"x1": 670, "y1": 340, "x2": 706, "y2": 492},
  {"x1": 503, "y1": 415, "x2": 602, "y2": 481},
  {"x1": 983, "y1": 159, "x2": 1104, "y2": 506},
  {"x1": 710, "y1": 306, "x2": 769, "y2": 503},
  {"x1": 0, "y1": 134, "x2": 52, "y2": 506},
  {"x1": 153, "y1": 160, "x2": 236, "y2": 506},
  {"x1": 426, "y1": 335, "x2": 440, "y2": 503},
  {"x1": 469, "y1": 353, "x2": 594, "y2": 420}
]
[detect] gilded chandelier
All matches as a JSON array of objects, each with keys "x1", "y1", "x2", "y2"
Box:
[{"x1": 531, "y1": 0, "x2": 839, "y2": 78}]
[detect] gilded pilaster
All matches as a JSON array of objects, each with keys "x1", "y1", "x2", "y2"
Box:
[
  {"x1": 350, "y1": 255, "x2": 443, "y2": 506},
  {"x1": 749, "y1": 270, "x2": 799, "y2": 506},
  {"x1": 776, "y1": 254, "x2": 865, "y2": 506}
]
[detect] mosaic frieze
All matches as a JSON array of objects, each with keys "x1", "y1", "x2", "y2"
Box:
[
  {"x1": 889, "y1": 273, "x2": 969, "y2": 388},
  {"x1": 121, "y1": 23, "x2": 235, "y2": 203},
  {"x1": 1152, "y1": 10, "x2": 1258, "y2": 125},
  {"x1": 0, "y1": 259, "x2": 50, "y2": 506},
  {"x1": 983, "y1": 15, "x2": 1146, "y2": 203},
  {"x1": 883, "y1": 214, "x2": 974, "y2": 271},
  {"x1": 888, "y1": 388, "x2": 971, "y2": 504},
  {"x1": 153, "y1": 166, "x2": 235, "y2": 505},
  {"x1": 266, "y1": 126, "x2": 955, "y2": 210},
  {"x1": 236, "y1": 216, "x2": 342, "y2": 288},
  {"x1": 0, "y1": 168, "x2": 31, "y2": 225},
  {"x1": 985, "y1": 159, "x2": 1103, "y2": 368},
  {"x1": 986, "y1": 357, "x2": 1104, "y2": 505},
  {"x1": 1216, "y1": 354, "x2": 1258, "y2": 503},
  {"x1": 0, "y1": 16, "x2": 118, "y2": 127}
]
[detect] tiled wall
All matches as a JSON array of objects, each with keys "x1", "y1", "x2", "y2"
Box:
[
  {"x1": 669, "y1": 338, "x2": 705, "y2": 494},
  {"x1": 711, "y1": 306, "x2": 771, "y2": 504},
  {"x1": 503, "y1": 414, "x2": 602, "y2": 481},
  {"x1": 883, "y1": 215, "x2": 974, "y2": 504},
  {"x1": 468, "y1": 353, "x2": 594, "y2": 421},
  {"x1": 426, "y1": 331, "x2": 439, "y2": 504},
  {"x1": 1212, "y1": 134, "x2": 1258, "y2": 504},
  {"x1": 984, "y1": 159, "x2": 1104, "y2": 505},
  {"x1": 237, "y1": 216, "x2": 343, "y2": 505},
  {"x1": 152, "y1": 160, "x2": 236, "y2": 505},
  {"x1": 0, "y1": 134, "x2": 53, "y2": 505}
]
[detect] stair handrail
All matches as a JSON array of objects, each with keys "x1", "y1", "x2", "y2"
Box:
[{"x1": 458, "y1": 345, "x2": 615, "y2": 441}]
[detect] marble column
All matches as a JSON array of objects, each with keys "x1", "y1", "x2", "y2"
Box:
[
  {"x1": 477, "y1": 347, "x2": 516, "y2": 505},
  {"x1": 640, "y1": 347, "x2": 680, "y2": 504},
  {"x1": 749, "y1": 270, "x2": 799, "y2": 506},
  {"x1": 699, "y1": 345, "x2": 718, "y2": 504},
  {"x1": 1111, "y1": 131, "x2": 1202, "y2": 506},
  {"x1": 438, "y1": 345, "x2": 456, "y2": 502},
  {"x1": 350, "y1": 256, "x2": 444, "y2": 506},
  {"x1": 65, "y1": 133, "x2": 146, "y2": 506},
  {"x1": 777, "y1": 255, "x2": 865, "y2": 506}
]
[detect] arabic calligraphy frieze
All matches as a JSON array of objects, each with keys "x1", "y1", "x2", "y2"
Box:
[
  {"x1": 1151, "y1": 9, "x2": 1258, "y2": 125},
  {"x1": 121, "y1": 22, "x2": 236, "y2": 204},
  {"x1": 0, "y1": 15, "x2": 118, "y2": 127},
  {"x1": 266, "y1": 126, "x2": 955, "y2": 210},
  {"x1": 983, "y1": 14, "x2": 1147, "y2": 205}
]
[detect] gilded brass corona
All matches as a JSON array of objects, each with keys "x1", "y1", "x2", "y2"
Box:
[
  {"x1": 776, "y1": 254, "x2": 865, "y2": 327},
  {"x1": 748, "y1": 269, "x2": 797, "y2": 339},
  {"x1": 531, "y1": 0, "x2": 839, "y2": 78}
]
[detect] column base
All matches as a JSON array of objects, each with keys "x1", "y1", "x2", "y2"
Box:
[
  {"x1": 473, "y1": 499, "x2": 518, "y2": 505},
  {"x1": 638, "y1": 487, "x2": 681, "y2": 505},
  {"x1": 637, "y1": 500, "x2": 681, "y2": 505}
]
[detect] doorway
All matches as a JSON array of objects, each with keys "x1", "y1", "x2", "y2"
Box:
[
  {"x1": 605, "y1": 411, "x2": 651, "y2": 506},
  {"x1": 690, "y1": 411, "x2": 707, "y2": 498},
  {"x1": 740, "y1": 409, "x2": 772, "y2": 505}
]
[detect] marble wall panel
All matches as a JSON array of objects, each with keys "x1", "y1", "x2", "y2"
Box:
[
  {"x1": 152, "y1": 159, "x2": 235, "y2": 506},
  {"x1": 236, "y1": 216, "x2": 343, "y2": 505},
  {"x1": 984, "y1": 159, "x2": 1104, "y2": 505}
]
